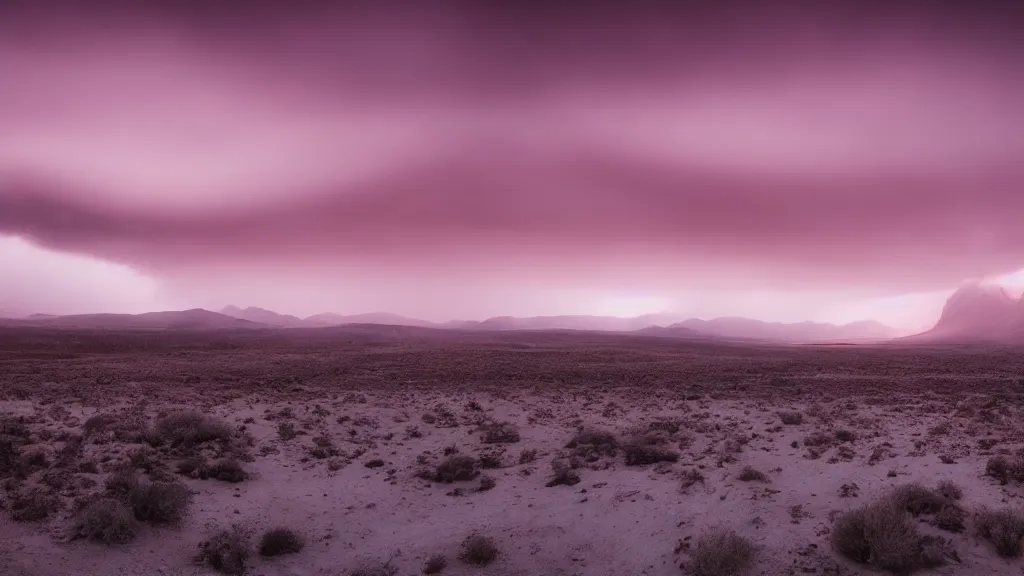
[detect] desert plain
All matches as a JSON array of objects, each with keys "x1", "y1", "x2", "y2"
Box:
[{"x1": 3, "y1": 326, "x2": 1024, "y2": 576}]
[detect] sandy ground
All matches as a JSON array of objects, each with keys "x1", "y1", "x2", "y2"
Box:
[{"x1": 3, "y1": 329, "x2": 1024, "y2": 575}]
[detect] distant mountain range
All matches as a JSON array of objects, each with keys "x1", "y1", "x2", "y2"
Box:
[
  {"x1": 0, "y1": 304, "x2": 903, "y2": 343},
  {"x1": 642, "y1": 317, "x2": 898, "y2": 342},
  {"x1": 4, "y1": 309, "x2": 259, "y2": 330},
  {"x1": 904, "y1": 284, "x2": 1024, "y2": 343}
]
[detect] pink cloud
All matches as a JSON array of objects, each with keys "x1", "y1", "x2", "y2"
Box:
[{"x1": 1, "y1": 2, "x2": 1022, "y2": 322}]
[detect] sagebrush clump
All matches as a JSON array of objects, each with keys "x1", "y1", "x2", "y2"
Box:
[
  {"x1": 259, "y1": 527, "x2": 304, "y2": 556},
  {"x1": 198, "y1": 525, "x2": 252, "y2": 575},
  {"x1": 126, "y1": 478, "x2": 192, "y2": 525},
  {"x1": 686, "y1": 528, "x2": 756, "y2": 576},
  {"x1": 975, "y1": 507, "x2": 1024, "y2": 557},
  {"x1": 72, "y1": 498, "x2": 140, "y2": 545},
  {"x1": 429, "y1": 455, "x2": 479, "y2": 483},
  {"x1": 459, "y1": 534, "x2": 499, "y2": 566},
  {"x1": 778, "y1": 411, "x2": 803, "y2": 425},
  {"x1": 832, "y1": 486, "x2": 955, "y2": 573},
  {"x1": 479, "y1": 421, "x2": 521, "y2": 444}
]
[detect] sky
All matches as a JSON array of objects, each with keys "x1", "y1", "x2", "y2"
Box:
[{"x1": 1, "y1": 1, "x2": 1023, "y2": 331}]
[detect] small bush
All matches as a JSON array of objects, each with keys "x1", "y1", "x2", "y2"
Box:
[
  {"x1": 104, "y1": 469, "x2": 140, "y2": 499},
  {"x1": 478, "y1": 452, "x2": 502, "y2": 469},
  {"x1": 832, "y1": 488, "x2": 953, "y2": 572},
  {"x1": 198, "y1": 525, "x2": 251, "y2": 575},
  {"x1": 478, "y1": 475, "x2": 496, "y2": 491},
  {"x1": 152, "y1": 411, "x2": 233, "y2": 449},
  {"x1": 803, "y1": 432, "x2": 833, "y2": 447},
  {"x1": 432, "y1": 455, "x2": 478, "y2": 483},
  {"x1": 936, "y1": 480, "x2": 963, "y2": 501},
  {"x1": 277, "y1": 422, "x2": 298, "y2": 441},
  {"x1": 207, "y1": 459, "x2": 248, "y2": 483},
  {"x1": 546, "y1": 459, "x2": 581, "y2": 487},
  {"x1": 73, "y1": 498, "x2": 140, "y2": 545},
  {"x1": 566, "y1": 429, "x2": 618, "y2": 461},
  {"x1": 778, "y1": 411, "x2": 803, "y2": 425},
  {"x1": 10, "y1": 489, "x2": 60, "y2": 522},
  {"x1": 975, "y1": 507, "x2": 1024, "y2": 557},
  {"x1": 834, "y1": 429, "x2": 857, "y2": 443},
  {"x1": 892, "y1": 483, "x2": 947, "y2": 516},
  {"x1": 518, "y1": 449, "x2": 537, "y2": 464},
  {"x1": 83, "y1": 413, "x2": 119, "y2": 436},
  {"x1": 259, "y1": 527, "x2": 304, "y2": 556},
  {"x1": 129, "y1": 480, "x2": 192, "y2": 525},
  {"x1": 985, "y1": 455, "x2": 1024, "y2": 485},
  {"x1": 934, "y1": 505, "x2": 966, "y2": 533},
  {"x1": 680, "y1": 469, "x2": 705, "y2": 491},
  {"x1": 737, "y1": 466, "x2": 768, "y2": 482},
  {"x1": 176, "y1": 456, "x2": 207, "y2": 477},
  {"x1": 623, "y1": 443, "x2": 678, "y2": 466},
  {"x1": 480, "y1": 421, "x2": 520, "y2": 444},
  {"x1": 686, "y1": 528, "x2": 756, "y2": 576},
  {"x1": 459, "y1": 534, "x2": 499, "y2": 566},
  {"x1": 423, "y1": 554, "x2": 447, "y2": 574}
]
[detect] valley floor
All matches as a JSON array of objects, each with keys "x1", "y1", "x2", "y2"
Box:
[{"x1": 2, "y1": 328, "x2": 1024, "y2": 576}]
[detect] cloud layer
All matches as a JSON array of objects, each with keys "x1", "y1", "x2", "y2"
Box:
[{"x1": 1, "y1": 1, "x2": 1023, "y2": 321}]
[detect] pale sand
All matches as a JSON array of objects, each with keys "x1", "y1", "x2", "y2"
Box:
[{"x1": 3, "y1": 384, "x2": 1023, "y2": 576}]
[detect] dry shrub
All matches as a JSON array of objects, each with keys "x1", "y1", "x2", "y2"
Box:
[
  {"x1": 737, "y1": 466, "x2": 768, "y2": 482},
  {"x1": 206, "y1": 459, "x2": 248, "y2": 483},
  {"x1": 975, "y1": 507, "x2": 1024, "y2": 557},
  {"x1": 0, "y1": 438, "x2": 18, "y2": 477},
  {"x1": 985, "y1": 455, "x2": 1024, "y2": 485},
  {"x1": 686, "y1": 528, "x2": 756, "y2": 576},
  {"x1": 259, "y1": 527, "x2": 304, "y2": 557},
  {"x1": 104, "y1": 469, "x2": 140, "y2": 499},
  {"x1": 518, "y1": 449, "x2": 537, "y2": 464},
  {"x1": 680, "y1": 469, "x2": 705, "y2": 491},
  {"x1": 152, "y1": 411, "x2": 233, "y2": 449},
  {"x1": 432, "y1": 455, "x2": 479, "y2": 483},
  {"x1": 892, "y1": 484, "x2": 947, "y2": 516},
  {"x1": 546, "y1": 459, "x2": 581, "y2": 487},
  {"x1": 277, "y1": 422, "x2": 298, "y2": 441},
  {"x1": 934, "y1": 505, "x2": 966, "y2": 533},
  {"x1": 936, "y1": 480, "x2": 963, "y2": 502},
  {"x1": 176, "y1": 455, "x2": 207, "y2": 477},
  {"x1": 459, "y1": 534, "x2": 499, "y2": 566},
  {"x1": 198, "y1": 525, "x2": 251, "y2": 575},
  {"x1": 623, "y1": 442, "x2": 678, "y2": 466},
  {"x1": 19, "y1": 448, "x2": 49, "y2": 472},
  {"x1": 480, "y1": 421, "x2": 520, "y2": 444},
  {"x1": 832, "y1": 487, "x2": 954, "y2": 573},
  {"x1": 834, "y1": 429, "x2": 857, "y2": 443},
  {"x1": 128, "y1": 479, "x2": 192, "y2": 525},
  {"x1": 478, "y1": 452, "x2": 502, "y2": 469},
  {"x1": 477, "y1": 475, "x2": 496, "y2": 491},
  {"x1": 778, "y1": 411, "x2": 803, "y2": 425},
  {"x1": 83, "y1": 413, "x2": 119, "y2": 436},
  {"x1": 566, "y1": 429, "x2": 618, "y2": 461},
  {"x1": 72, "y1": 498, "x2": 140, "y2": 545},
  {"x1": 10, "y1": 489, "x2": 60, "y2": 522},
  {"x1": 803, "y1": 432, "x2": 833, "y2": 447},
  {"x1": 423, "y1": 554, "x2": 447, "y2": 574}
]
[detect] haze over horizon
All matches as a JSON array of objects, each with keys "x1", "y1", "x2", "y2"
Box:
[{"x1": 2, "y1": 1, "x2": 1023, "y2": 332}]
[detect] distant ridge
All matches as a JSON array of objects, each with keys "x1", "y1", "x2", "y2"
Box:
[
  {"x1": 8, "y1": 309, "x2": 260, "y2": 330},
  {"x1": 6, "y1": 305, "x2": 900, "y2": 343},
  {"x1": 644, "y1": 317, "x2": 898, "y2": 342}
]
